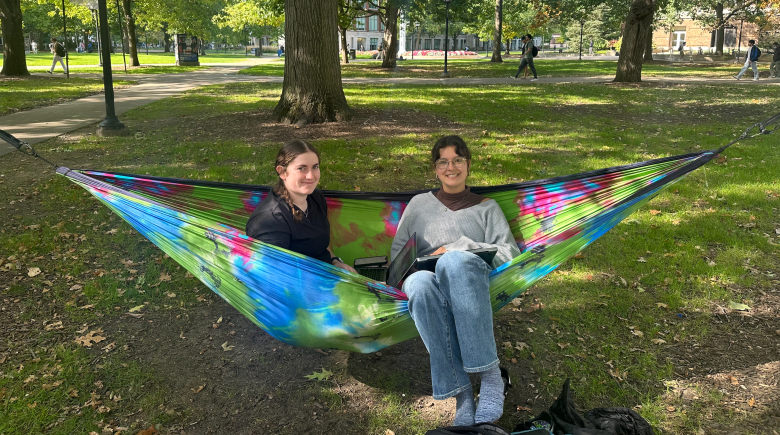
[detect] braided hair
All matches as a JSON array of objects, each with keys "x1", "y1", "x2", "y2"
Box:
[{"x1": 272, "y1": 140, "x2": 321, "y2": 222}]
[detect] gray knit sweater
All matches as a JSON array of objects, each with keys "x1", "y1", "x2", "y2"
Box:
[{"x1": 390, "y1": 192, "x2": 521, "y2": 269}]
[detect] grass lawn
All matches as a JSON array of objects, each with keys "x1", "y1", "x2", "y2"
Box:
[
  {"x1": 3, "y1": 51, "x2": 258, "y2": 68},
  {"x1": 1, "y1": 82, "x2": 778, "y2": 435},
  {"x1": 239, "y1": 58, "x2": 769, "y2": 79},
  {"x1": 0, "y1": 76, "x2": 135, "y2": 115}
]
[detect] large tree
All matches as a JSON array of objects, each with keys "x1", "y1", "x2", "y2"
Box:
[
  {"x1": 122, "y1": 0, "x2": 140, "y2": 66},
  {"x1": 492, "y1": 0, "x2": 503, "y2": 61},
  {"x1": 614, "y1": 0, "x2": 656, "y2": 82},
  {"x1": 0, "y1": 0, "x2": 29, "y2": 76},
  {"x1": 273, "y1": 0, "x2": 351, "y2": 125}
]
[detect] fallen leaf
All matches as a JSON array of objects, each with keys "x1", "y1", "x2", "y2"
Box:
[
  {"x1": 221, "y1": 341, "x2": 234, "y2": 351},
  {"x1": 191, "y1": 385, "x2": 205, "y2": 394},
  {"x1": 574, "y1": 252, "x2": 585, "y2": 259},
  {"x1": 159, "y1": 272, "x2": 172, "y2": 282},
  {"x1": 69, "y1": 284, "x2": 83, "y2": 291},
  {"x1": 649, "y1": 210, "x2": 662, "y2": 215},
  {"x1": 729, "y1": 375, "x2": 739, "y2": 385},
  {"x1": 666, "y1": 406, "x2": 675, "y2": 412},
  {"x1": 135, "y1": 425, "x2": 158, "y2": 435},
  {"x1": 75, "y1": 329, "x2": 107, "y2": 347},
  {"x1": 631, "y1": 329, "x2": 644, "y2": 338},
  {"x1": 514, "y1": 342, "x2": 529, "y2": 351},
  {"x1": 179, "y1": 330, "x2": 186, "y2": 339},
  {"x1": 651, "y1": 339, "x2": 666, "y2": 345},
  {"x1": 27, "y1": 267, "x2": 42, "y2": 277},
  {"x1": 44, "y1": 321, "x2": 63, "y2": 331},
  {"x1": 557, "y1": 342, "x2": 570, "y2": 349},
  {"x1": 656, "y1": 303, "x2": 669, "y2": 309},
  {"x1": 101, "y1": 342, "x2": 116, "y2": 352},
  {"x1": 42, "y1": 380, "x2": 63, "y2": 390},
  {"x1": 128, "y1": 305, "x2": 145, "y2": 313},
  {"x1": 385, "y1": 430, "x2": 395, "y2": 435},
  {"x1": 105, "y1": 228, "x2": 118, "y2": 235},
  {"x1": 305, "y1": 369, "x2": 333, "y2": 381},
  {"x1": 748, "y1": 397, "x2": 756, "y2": 407},
  {"x1": 68, "y1": 389, "x2": 79, "y2": 398},
  {"x1": 728, "y1": 301, "x2": 751, "y2": 311},
  {"x1": 637, "y1": 257, "x2": 647, "y2": 263}
]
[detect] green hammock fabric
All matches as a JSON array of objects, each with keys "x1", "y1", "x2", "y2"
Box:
[{"x1": 55, "y1": 149, "x2": 718, "y2": 353}]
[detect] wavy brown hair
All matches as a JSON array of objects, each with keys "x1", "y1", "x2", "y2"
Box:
[{"x1": 273, "y1": 140, "x2": 321, "y2": 222}]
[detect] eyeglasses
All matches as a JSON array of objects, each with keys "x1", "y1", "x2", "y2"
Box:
[{"x1": 434, "y1": 157, "x2": 468, "y2": 170}]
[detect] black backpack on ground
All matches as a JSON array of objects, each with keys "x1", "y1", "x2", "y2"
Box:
[
  {"x1": 55, "y1": 43, "x2": 66, "y2": 57},
  {"x1": 514, "y1": 379, "x2": 655, "y2": 435}
]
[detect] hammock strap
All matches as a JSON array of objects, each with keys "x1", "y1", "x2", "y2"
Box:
[
  {"x1": 717, "y1": 110, "x2": 780, "y2": 153},
  {"x1": 0, "y1": 129, "x2": 59, "y2": 169}
]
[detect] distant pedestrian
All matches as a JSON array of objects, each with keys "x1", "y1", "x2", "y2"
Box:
[
  {"x1": 678, "y1": 41, "x2": 685, "y2": 60},
  {"x1": 734, "y1": 40, "x2": 760, "y2": 81},
  {"x1": 87, "y1": 42, "x2": 93, "y2": 53},
  {"x1": 589, "y1": 40, "x2": 593, "y2": 55},
  {"x1": 511, "y1": 34, "x2": 537, "y2": 81},
  {"x1": 31, "y1": 41, "x2": 38, "y2": 54},
  {"x1": 770, "y1": 42, "x2": 779, "y2": 79},
  {"x1": 48, "y1": 38, "x2": 67, "y2": 74}
]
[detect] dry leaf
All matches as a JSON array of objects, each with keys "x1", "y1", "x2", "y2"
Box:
[
  {"x1": 574, "y1": 252, "x2": 585, "y2": 259},
  {"x1": 159, "y1": 272, "x2": 172, "y2": 282},
  {"x1": 221, "y1": 342, "x2": 234, "y2": 351},
  {"x1": 128, "y1": 305, "x2": 145, "y2": 313},
  {"x1": 75, "y1": 329, "x2": 107, "y2": 347},
  {"x1": 135, "y1": 425, "x2": 158, "y2": 435},
  {"x1": 69, "y1": 284, "x2": 83, "y2": 291},
  {"x1": 44, "y1": 321, "x2": 63, "y2": 331},
  {"x1": 748, "y1": 397, "x2": 756, "y2": 407},
  {"x1": 631, "y1": 329, "x2": 644, "y2": 338},
  {"x1": 42, "y1": 380, "x2": 63, "y2": 390},
  {"x1": 729, "y1": 375, "x2": 739, "y2": 385},
  {"x1": 656, "y1": 303, "x2": 669, "y2": 309},
  {"x1": 651, "y1": 339, "x2": 666, "y2": 345},
  {"x1": 68, "y1": 389, "x2": 79, "y2": 398},
  {"x1": 191, "y1": 385, "x2": 205, "y2": 394},
  {"x1": 105, "y1": 228, "x2": 118, "y2": 235},
  {"x1": 27, "y1": 267, "x2": 42, "y2": 277},
  {"x1": 649, "y1": 210, "x2": 662, "y2": 215},
  {"x1": 637, "y1": 257, "x2": 647, "y2": 263},
  {"x1": 385, "y1": 430, "x2": 396, "y2": 435}
]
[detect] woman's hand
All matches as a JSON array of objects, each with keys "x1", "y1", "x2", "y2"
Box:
[
  {"x1": 431, "y1": 247, "x2": 447, "y2": 255},
  {"x1": 333, "y1": 261, "x2": 357, "y2": 274}
]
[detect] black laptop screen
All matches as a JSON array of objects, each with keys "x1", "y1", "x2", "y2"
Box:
[{"x1": 387, "y1": 233, "x2": 417, "y2": 288}]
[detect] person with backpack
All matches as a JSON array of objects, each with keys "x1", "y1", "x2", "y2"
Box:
[
  {"x1": 512, "y1": 34, "x2": 538, "y2": 81},
  {"x1": 48, "y1": 38, "x2": 68, "y2": 75},
  {"x1": 770, "y1": 42, "x2": 779, "y2": 79},
  {"x1": 734, "y1": 39, "x2": 760, "y2": 81}
]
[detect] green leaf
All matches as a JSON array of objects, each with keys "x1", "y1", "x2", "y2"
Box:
[
  {"x1": 728, "y1": 301, "x2": 751, "y2": 311},
  {"x1": 304, "y1": 369, "x2": 333, "y2": 381}
]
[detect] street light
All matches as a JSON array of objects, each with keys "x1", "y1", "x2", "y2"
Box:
[
  {"x1": 413, "y1": 21, "x2": 419, "y2": 60},
  {"x1": 442, "y1": 0, "x2": 453, "y2": 77},
  {"x1": 73, "y1": 0, "x2": 126, "y2": 136}
]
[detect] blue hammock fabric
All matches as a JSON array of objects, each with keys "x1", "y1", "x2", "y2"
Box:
[{"x1": 51, "y1": 148, "x2": 721, "y2": 353}]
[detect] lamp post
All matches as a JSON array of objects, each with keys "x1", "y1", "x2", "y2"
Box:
[
  {"x1": 442, "y1": 0, "x2": 453, "y2": 77},
  {"x1": 413, "y1": 21, "x2": 419, "y2": 60},
  {"x1": 73, "y1": 0, "x2": 126, "y2": 135}
]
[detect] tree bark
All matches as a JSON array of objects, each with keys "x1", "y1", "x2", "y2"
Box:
[
  {"x1": 122, "y1": 0, "x2": 140, "y2": 66},
  {"x1": 339, "y1": 26, "x2": 349, "y2": 63},
  {"x1": 505, "y1": 38, "x2": 511, "y2": 55},
  {"x1": 273, "y1": 0, "x2": 351, "y2": 126},
  {"x1": 381, "y1": 5, "x2": 399, "y2": 68},
  {"x1": 643, "y1": 18, "x2": 654, "y2": 61},
  {"x1": 491, "y1": 0, "x2": 502, "y2": 62},
  {"x1": 614, "y1": 0, "x2": 656, "y2": 82},
  {"x1": 714, "y1": 3, "x2": 724, "y2": 55},
  {"x1": 162, "y1": 23, "x2": 171, "y2": 52},
  {"x1": 0, "y1": 0, "x2": 30, "y2": 76}
]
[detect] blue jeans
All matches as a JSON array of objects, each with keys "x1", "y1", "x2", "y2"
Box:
[
  {"x1": 736, "y1": 60, "x2": 757, "y2": 79},
  {"x1": 403, "y1": 250, "x2": 498, "y2": 400}
]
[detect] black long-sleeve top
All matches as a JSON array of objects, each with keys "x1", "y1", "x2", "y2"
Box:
[{"x1": 245, "y1": 189, "x2": 334, "y2": 264}]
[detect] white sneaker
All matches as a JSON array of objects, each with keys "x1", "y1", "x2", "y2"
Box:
[
  {"x1": 753, "y1": 77, "x2": 759, "y2": 81},
  {"x1": 530, "y1": 78, "x2": 538, "y2": 81},
  {"x1": 510, "y1": 76, "x2": 517, "y2": 79}
]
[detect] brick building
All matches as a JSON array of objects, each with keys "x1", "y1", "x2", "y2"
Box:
[{"x1": 652, "y1": 18, "x2": 760, "y2": 53}]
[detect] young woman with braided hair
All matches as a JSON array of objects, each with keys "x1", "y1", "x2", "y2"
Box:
[{"x1": 246, "y1": 140, "x2": 356, "y2": 273}]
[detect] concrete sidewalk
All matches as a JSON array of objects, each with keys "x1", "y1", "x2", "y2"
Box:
[
  {"x1": 0, "y1": 59, "x2": 272, "y2": 156},
  {"x1": 2, "y1": 62, "x2": 778, "y2": 157}
]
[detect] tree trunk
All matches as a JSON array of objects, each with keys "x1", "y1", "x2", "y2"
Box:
[
  {"x1": 121, "y1": 0, "x2": 140, "y2": 66},
  {"x1": 340, "y1": 27, "x2": 349, "y2": 63},
  {"x1": 415, "y1": 25, "x2": 423, "y2": 50},
  {"x1": 505, "y1": 38, "x2": 511, "y2": 55},
  {"x1": 714, "y1": 3, "x2": 724, "y2": 56},
  {"x1": 273, "y1": 0, "x2": 351, "y2": 126},
  {"x1": 381, "y1": 5, "x2": 399, "y2": 68},
  {"x1": 0, "y1": 0, "x2": 29, "y2": 76},
  {"x1": 614, "y1": 0, "x2": 656, "y2": 82},
  {"x1": 491, "y1": 0, "x2": 502, "y2": 62},
  {"x1": 643, "y1": 18, "x2": 654, "y2": 61},
  {"x1": 162, "y1": 23, "x2": 171, "y2": 52}
]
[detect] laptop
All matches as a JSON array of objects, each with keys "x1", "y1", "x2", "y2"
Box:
[
  {"x1": 414, "y1": 247, "x2": 497, "y2": 272},
  {"x1": 355, "y1": 233, "x2": 418, "y2": 288}
]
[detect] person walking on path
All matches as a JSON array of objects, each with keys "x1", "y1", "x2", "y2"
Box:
[
  {"x1": 589, "y1": 40, "x2": 593, "y2": 55},
  {"x1": 48, "y1": 38, "x2": 68, "y2": 75},
  {"x1": 734, "y1": 40, "x2": 760, "y2": 81},
  {"x1": 31, "y1": 41, "x2": 38, "y2": 54},
  {"x1": 512, "y1": 34, "x2": 537, "y2": 81},
  {"x1": 678, "y1": 41, "x2": 686, "y2": 60},
  {"x1": 770, "y1": 42, "x2": 780, "y2": 79}
]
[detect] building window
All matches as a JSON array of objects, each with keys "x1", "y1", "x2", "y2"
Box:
[
  {"x1": 671, "y1": 30, "x2": 686, "y2": 49},
  {"x1": 459, "y1": 39, "x2": 465, "y2": 49},
  {"x1": 434, "y1": 39, "x2": 441, "y2": 50},
  {"x1": 424, "y1": 39, "x2": 431, "y2": 50},
  {"x1": 406, "y1": 38, "x2": 412, "y2": 50},
  {"x1": 354, "y1": 17, "x2": 365, "y2": 31},
  {"x1": 724, "y1": 28, "x2": 737, "y2": 47},
  {"x1": 369, "y1": 15, "x2": 378, "y2": 32},
  {"x1": 370, "y1": 38, "x2": 378, "y2": 50}
]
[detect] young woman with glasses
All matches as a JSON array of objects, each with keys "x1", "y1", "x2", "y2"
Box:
[
  {"x1": 245, "y1": 140, "x2": 356, "y2": 273},
  {"x1": 390, "y1": 135, "x2": 521, "y2": 426}
]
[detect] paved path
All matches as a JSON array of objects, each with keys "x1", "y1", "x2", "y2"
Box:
[
  {"x1": 2, "y1": 58, "x2": 778, "y2": 157},
  {"x1": 0, "y1": 59, "x2": 272, "y2": 156}
]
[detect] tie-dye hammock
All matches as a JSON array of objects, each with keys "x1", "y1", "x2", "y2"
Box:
[
  {"x1": 5, "y1": 116, "x2": 776, "y2": 354},
  {"x1": 51, "y1": 149, "x2": 720, "y2": 353}
]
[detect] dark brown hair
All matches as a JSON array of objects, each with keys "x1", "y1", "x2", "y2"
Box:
[
  {"x1": 431, "y1": 135, "x2": 471, "y2": 176},
  {"x1": 272, "y1": 139, "x2": 320, "y2": 222}
]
